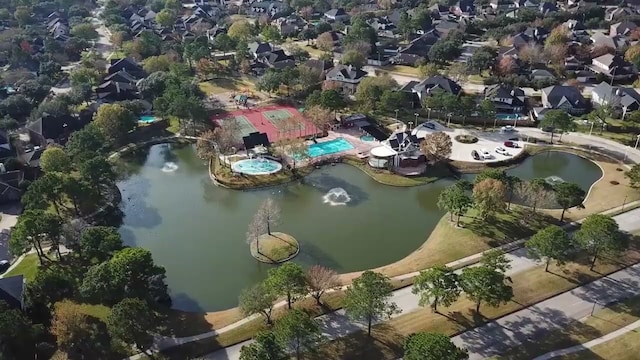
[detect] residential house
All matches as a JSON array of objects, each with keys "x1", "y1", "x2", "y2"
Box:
[
  {"x1": 0, "y1": 275, "x2": 25, "y2": 310},
  {"x1": 27, "y1": 113, "x2": 83, "y2": 146},
  {"x1": 591, "y1": 81, "x2": 640, "y2": 118},
  {"x1": 325, "y1": 65, "x2": 367, "y2": 94},
  {"x1": 274, "y1": 16, "x2": 303, "y2": 37},
  {"x1": 514, "y1": 0, "x2": 539, "y2": 8},
  {"x1": 400, "y1": 75, "x2": 461, "y2": 106},
  {"x1": 428, "y1": 4, "x2": 450, "y2": 19},
  {"x1": 591, "y1": 53, "x2": 637, "y2": 81},
  {"x1": 483, "y1": 84, "x2": 527, "y2": 114},
  {"x1": 591, "y1": 32, "x2": 629, "y2": 53},
  {"x1": 539, "y1": 1, "x2": 558, "y2": 15},
  {"x1": 489, "y1": 0, "x2": 515, "y2": 10},
  {"x1": 257, "y1": 49, "x2": 295, "y2": 69},
  {"x1": 96, "y1": 81, "x2": 139, "y2": 102},
  {"x1": 108, "y1": 58, "x2": 146, "y2": 79},
  {"x1": 324, "y1": 8, "x2": 349, "y2": 22},
  {"x1": 605, "y1": 7, "x2": 637, "y2": 22},
  {"x1": 368, "y1": 16, "x2": 398, "y2": 38},
  {"x1": 303, "y1": 59, "x2": 333, "y2": 79},
  {"x1": 610, "y1": 21, "x2": 638, "y2": 37},
  {"x1": 249, "y1": 42, "x2": 275, "y2": 58},
  {"x1": 452, "y1": 0, "x2": 476, "y2": 16},
  {"x1": 540, "y1": 85, "x2": 589, "y2": 115},
  {"x1": 563, "y1": 19, "x2": 585, "y2": 31},
  {"x1": 435, "y1": 20, "x2": 461, "y2": 36},
  {"x1": 392, "y1": 30, "x2": 440, "y2": 66}
]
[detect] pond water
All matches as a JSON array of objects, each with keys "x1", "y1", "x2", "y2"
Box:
[{"x1": 116, "y1": 145, "x2": 602, "y2": 311}]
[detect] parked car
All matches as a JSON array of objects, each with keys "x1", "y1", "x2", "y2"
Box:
[
  {"x1": 542, "y1": 126, "x2": 555, "y2": 133},
  {"x1": 480, "y1": 149, "x2": 492, "y2": 159},
  {"x1": 424, "y1": 122, "x2": 436, "y2": 129},
  {"x1": 501, "y1": 125, "x2": 515, "y2": 132},
  {"x1": 495, "y1": 146, "x2": 511, "y2": 156},
  {"x1": 471, "y1": 150, "x2": 480, "y2": 160},
  {"x1": 0, "y1": 260, "x2": 9, "y2": 274},
  {"x1": 504, "y1": 141, "x2": 519, "y2": 148}
]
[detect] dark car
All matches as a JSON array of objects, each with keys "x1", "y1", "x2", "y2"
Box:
[
  {"x1": 541, "y1": 126, "x2": 555, "y2": 133},
  {"x1": 424, "y1": 122, "x2": 436, "y2": 129},
  {"x1": 0, "y1": 260, "x2": 9, "y2": 274},
  {"x1": 504, "y1": 141, "x2": 519, "y2": 148},
  {"x1": 471, "y1": 150, "x2": 480, "y2": 160}
]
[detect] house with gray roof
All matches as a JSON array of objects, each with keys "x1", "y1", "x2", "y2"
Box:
[
  {"x1": 324, "y1": 8, "x2": 349, "y2": 22},
  {"x1": 0, "y1": 275, "x2": 25, "y2": 310},
  {"x1": 610, "y1": 21, "x2": 638, "y2": 37},
  {"x1": 400, "y1": 75, "x2": 461, "y2": 106},
  {"x1": 484, "y1": 84, "x2": 526, "y2": 114},
  {"x1": 591, "y1": 32, "x2": 629, "y2": 52},
  {"x1": 325, "y1": 65, "x2": 367, "y2": 94},
  {"x1": 539, "y1": 85, "x2": 588, "y2": 115},
  {"x1": 591, "y1": 53, "x2": 637, "y2": 81},
  {"x1": 591, "y1": 81, "x2": 640, "y2": 118}
]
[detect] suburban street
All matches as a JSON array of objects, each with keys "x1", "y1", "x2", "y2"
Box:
[{"x1": 192, "y1": 208, "x2": 640, "y2": 360}]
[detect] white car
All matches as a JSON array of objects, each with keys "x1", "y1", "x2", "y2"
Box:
[
  {"x1": 495, "y1": 146, "x2": 511, "y2": 156},
  {"x1": 501, "y1": 125, "x2": 515, "y2": 132},
  {"x1": 480, "y1": 149, "x2": 492, "y2": 159}
]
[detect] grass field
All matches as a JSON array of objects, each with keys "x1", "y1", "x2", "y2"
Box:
[
  {"x1": 199, "y1": 78, "x2": 256, "y2": 95},
  {"x1": 4, "y1": 253, "x2": 40, "y2": 281}
]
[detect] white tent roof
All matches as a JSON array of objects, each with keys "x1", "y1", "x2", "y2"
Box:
[{"x1": 370, "y1": 145, "x2": 397, "y2": 158}]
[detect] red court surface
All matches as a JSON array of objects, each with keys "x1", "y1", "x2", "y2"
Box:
[{"x1": 211, "y1": 105, "x2": 319, "y2": 143}]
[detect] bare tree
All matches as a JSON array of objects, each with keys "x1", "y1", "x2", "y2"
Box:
[
  {"x1": 514, "y1": 181, "x2": 555, "y2": 213},
  {"x1": 306, "y1": 265, "x2": 340, "y2": 306},
  {"x1": 419, "y1": 132, "x2": 452, "y2": 164},
  {"x1": 247, "y1": 215, "x2": 267, "y2": 255},
  {"x1": 210, "y1": 118, "x2": 241, "y2": 167},
  {"x1": 316, "y1": 32, "x2": 335, "y2": 53},
  {"x1": 196, "y1": 129, "x2": 217, "y2": 160},
  {"x1": 256, "y1": 198, "x2": 280, "y2": 235},
  {"x1": 304, "y1": 106, "x2": 333, "y2": 138}
]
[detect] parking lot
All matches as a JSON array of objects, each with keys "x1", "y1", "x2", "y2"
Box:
[{"x1": 412, "y1": 122, "x2": 525, "y2": 162}]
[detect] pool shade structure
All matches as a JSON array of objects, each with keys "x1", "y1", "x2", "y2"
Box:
[{"x1": 243, "y1": 132, "x2": 270, "y2": 150}]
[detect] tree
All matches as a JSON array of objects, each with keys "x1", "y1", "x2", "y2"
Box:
[
  {"x1": 14, "y1": 6, "x2": 31, "y2": 27},
  {"x1": 526, "y1": 225, "x2": 572, "y2": 272},
  {"x1": 70, "y1": 66, "x2": 103, "y2": 86},
  {"x1": 460, "y1": 265, "x2": 513, "y2": 313},
  {"x1": 10, "y1": 210, "x2": 62, "y2": 263},
  {"x1": 79, "y1": 226, "x2": 123, "y2": 263},
  {"x1": 496, "y1": 56, "x2": 518, "y2": 76},
  {"x1": 545, "y1": 25, "x2": 569, "y2": 47},
  {"x1": 398, "y1": 12, "x2": 415, "y2": 41},
  {"x1": 574, "y1": 214, "x2": 626, "y2": 270},
  {"x1": 22, "y1": 172, "x2": 66, "y2": 215},
  {"x1": 143, "y1": 54, "x2": 174, "y2": 73},
  {"x1": 239, "y1": 284, "x2": 277, "y2": 324},
  {"x1": 420, "y1": 131, "x2": 452, "y2": 165},
  {"x1": 1, "y1": 94, "x2": 32, "y2": 118},
  {"x1": 274, "y1": 309, "x2": 321, "y2": 360},
  {"x1": 257, "y1": 70, "x2": 285, "y2": 94},
  {"x1": 539, "y1": 110, "x2": 574, "y2": 142},
  {"x1": 108, "y1": 247, "x2": 169, "y2": 304},
  {"x1": 92, "y1": 103, "x2": 137, "y2": 145},
  {"x1": 261, "y1": 25, "x2": 282, "y2": 43},
  {"x1": 378, "y1": 90, "x2": 408, "y2": 114},
  {"x1": 79, "y1": 262, "x2": 119, "y2": 303},
  {"x1": 341, "y1": 50, "x2": 366, "y2": 69},
  {"x1": 265, "y1": 262, "x2": 307, "y2": 310},
  {"x1": 554, "y1": 182, "x2": 585, "y2": 221},
  {"x1": 480, "y1": 249, "x2": 511, "y2": 274},
  {"x1": 19, "y1": 80, "x2": 51, "y2": 103},
  {"x1": 355, "y1": 75, "x2": 398, "y2": 109},
  {"x1": 215, "y1": 33, "x2": 235, "y2": 55},
  {"x1": 473, "y1": 179, "x2": 506, "y2": 220},
  {"x1": 467, "y1": 46, "x2": 496, "y2": 74},
  {"x1": 40, "y1": 146, "x2": 71, "y2": 173},
  {"x1": 228, "y1": 20, "x2": 254, "y2": 42},
  {"x1": 418, "y1": 63, "x2": 440, "y2": 78},
  {"x1": 65, "y1": 125, "x2": 107, "y2": 163},
  {"x1": 625, "y1": 45, "x2": 640, "y2": 67},
  {"x1": 306, "y1": 265, "x2": 339, "y2": 306},
  {"x1": 70, "y1": 23, "x2": 99, "y2": 41},
  {"x1": 107, "y1": 298, "x2": 157, "y2": 354},
  {"x1": 525, "y1": 178, "x2": 552, "y2": 213},
  {"x1": 255, "y1": 197, "x2": 281, "y2": 235},
  {"x1": 437, "y1": 185, "x2": 473, "y2": 226},
  {"x1": 155, "y1": 8, "x2": 176, "y2": 27},
  {"x1": 316, "y1": 31, "x2": 335, "y2": 53},
  {"x1": 304, "y1": 105, "x2": 333, "y2": 136},
  {"x1": 479, "y1": 98, "x2": 496, "y2": 129},
  {"x1": 27, "y1": 265, "x2": 75, "y2": 307},
  {"x1": 240, "y1": 331, "x2": 287, "y2": 360},
  {"x1": 343, "y1": 270, "x2": 398, "y2": 336},
  {"x1": 412, "y1": 266, "x2": 460, "y2": 313},
  {"x1": 50, "y1": 300, "x2": 96, "y2": 357},
  {"x1": 0, "y1": 301, "x2": 39, "y2": 359},
  {"x1": 80, "y1": 156, "x2": 116, "y2": 193},
  {"x1": 404, "y1": 332, "x2": 469, "y2": 360},
  {"x1": 320, "y1": 90, "x2": 345, "y2": 115}
]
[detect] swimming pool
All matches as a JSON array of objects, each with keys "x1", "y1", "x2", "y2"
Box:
[
  {"x1": 307, "y1": 138, "x2": 354, "y2": 157},
  {"x1": 138, "y1": 115, "x2": 156, "y2": 123},
  {"x1": 496, "y1": 113, "x2": 521, "y2": 120},
  {"x1": 360, "y1": 134, "x2": 375, "y2": 142},
  {"x1": 231, "y1": 158, "x2": 283, "y2": 175}
]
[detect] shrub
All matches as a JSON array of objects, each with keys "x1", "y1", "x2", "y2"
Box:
[
  {"x1": 610, "y1": 180, "x2": 620, "y2": 185},
  {"x1": 454, "y1": 135, "x2": 478, "y2": 144}
]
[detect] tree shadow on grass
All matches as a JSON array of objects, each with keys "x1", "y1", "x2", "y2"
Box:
[{"x1": 306, "y1": 324, "x2": 403, "y2": 360}]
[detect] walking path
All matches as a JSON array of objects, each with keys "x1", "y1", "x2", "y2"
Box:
[
  {"x1": 131, "y1": 207, "x2": 640, "y2": 360},
  {"x1": 452, "y1": 262, "x2": 640, "y2": 360},
  {"x1": 532, "y1": 319, "x2": 640, "y2": 360}
]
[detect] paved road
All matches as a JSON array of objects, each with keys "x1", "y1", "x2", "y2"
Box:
[{"x1": 195, "y1": 208, "x2": 640, "y2": 360}]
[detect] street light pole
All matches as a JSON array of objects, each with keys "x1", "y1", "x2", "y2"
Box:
[
  {"x1": 395, "y1": 109, "x2": 399, "y2": 122},
  {"x1": 635, "y1": 134, "x2": 640, "y2": 150},
  {"x1": 408, "y1": 121, "x2": 413, "y2": 131},
  {"x1": 427, "y1": 107, "x2": 431, "y2": 120},
  {"x1": 589, "y1": 121, "x2": 595, "y2": 137},
  {"x1": 414, "y1": 113, "x2": 419, "y2": 126}
]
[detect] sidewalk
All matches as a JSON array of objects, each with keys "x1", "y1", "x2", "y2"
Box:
[{"x1": 195, "y1": 207, "x2": 640, "y2": 360}]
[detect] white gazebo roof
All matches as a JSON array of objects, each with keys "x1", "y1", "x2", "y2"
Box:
[{"x1": 370, "y1": 145, "x2": 397, "y2": 158}]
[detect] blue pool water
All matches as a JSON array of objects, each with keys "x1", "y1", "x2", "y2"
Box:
[
  {"x1": 496, "y1": 113, "x2": 521, "y2": 120},
  {"x1": 139, "y1": 115, "x2": 156, "y2": 123},
  {"x1": 360, "y1": 135, "x2": 375, "y2": 142},
  {"x1": 307, "y1": 138, "x2": 354, "y2": 157},
  {"x1": 231, "y1": 158, "x2": 283, "y2": 175}
]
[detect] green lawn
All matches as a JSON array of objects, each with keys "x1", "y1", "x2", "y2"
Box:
[
  {"x1": 198, "y1": 78, "x2": 256, "y2": 95},
  {"x1": 4, "y1": 253, "x2": 40, "y2": 281}
]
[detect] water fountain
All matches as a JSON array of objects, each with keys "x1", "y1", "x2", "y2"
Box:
[
  {"x1": 544, "y1": 175, "x2": 565, "y2": 186},
  {"x1": 322, "y1": 187, "x2": 352, "y2": 206},
  {"x1": 161, "y1": 162, "x2": 179, "y2": 172}
]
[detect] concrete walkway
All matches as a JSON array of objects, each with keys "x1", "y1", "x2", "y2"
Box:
[
  {"x1": 190, "y1": 207, "x2": 640, "y2": 360},
  {"x1": 532, "y1": 319, "x2": 640, "y2": 360},
  {"x1": 453, "y1": 262, "x2": 640, "y2": 360}
]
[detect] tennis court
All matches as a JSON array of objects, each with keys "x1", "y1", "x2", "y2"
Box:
[{"x1": 211, "y1": 105, "x2": 319, "y2": 143}]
